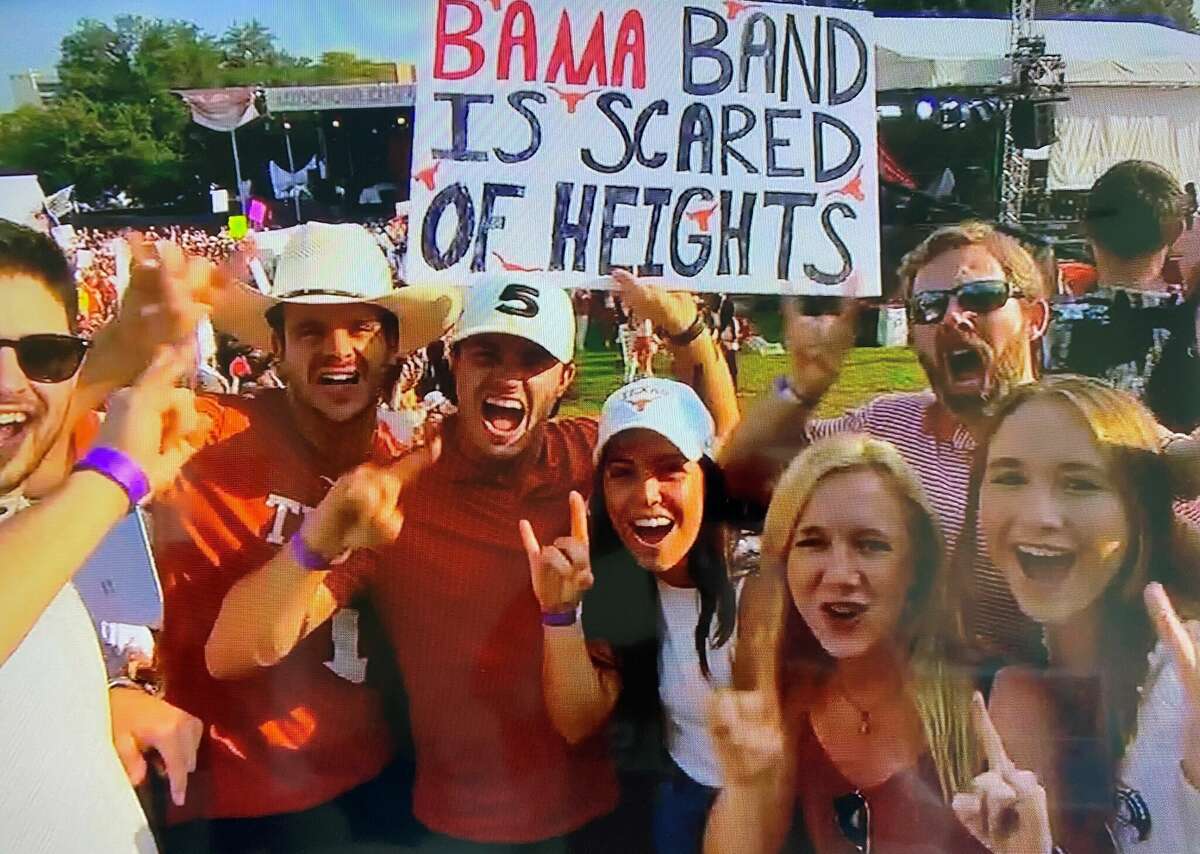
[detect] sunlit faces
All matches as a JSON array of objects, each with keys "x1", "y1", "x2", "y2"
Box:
[
  {"x1": 602, "y1": 429, "x2": 705, "y2": 576},
  {"x1": 910, "y1": 245, "x2": 1044, "y2": 416},
  {"x1": 450, "y1": 333, "x2": 575, "y2": 461},
  {"x1": 273, "y1": 302, "x2": 395, "y2": 424},
  {"x1": 980, "y1": 396, "x2": 1130, "y2": 626},
  {"x1": 786, "y1": 468, "x2": 916, "y2": 660},
  {"x1": 0, "y1": 272, "x2": 77, "y2": 495}
]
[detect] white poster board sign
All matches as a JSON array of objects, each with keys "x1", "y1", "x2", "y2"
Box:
[
  {"x1": 408, "y1": 0, "x2": 879, "y2": 295},
  {"x1": 0, "y1": 174, "x2": 47, "y2": 230}
]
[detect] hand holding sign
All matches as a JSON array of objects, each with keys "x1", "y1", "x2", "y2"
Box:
[
  {"x1": 612, "y1": 269, "x2": 699, "y2": 339},
  {"x1": 301, "y1": 439, "x2": 441, "y2": 562},
  {"x1": 1144, "y1": 582, "x2": 1200, "y2": 788},
  {"x1": 519, "y1": 491, "x2": 593, "y2": 617},
  {"x1": 782, "y1": 295, "x2": 860, "y2": 405},
  {"x1": 951, "y1": 692, "x2": 1053, "y2": 854}
]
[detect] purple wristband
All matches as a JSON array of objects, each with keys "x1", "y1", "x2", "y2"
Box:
[
  {"x1": 542, "y1": 608, "x2": 578, "y2": 627},
  {"x1": 290, "y1": 534, "x2": 330, "y2": 571},
  {"x1": 73, "y1": 446, "x2": 150, "y2": 508}
]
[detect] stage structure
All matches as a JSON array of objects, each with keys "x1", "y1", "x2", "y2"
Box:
[
  {"x1": 998, "y1": 0, "x2": 1066, "y2": 224},
  {"x1": 176, "y1": 82, "x2": 416, "y2": 224}
]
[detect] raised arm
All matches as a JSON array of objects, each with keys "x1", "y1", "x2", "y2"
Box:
[
  {"x1": 1, "y1": 348, "x2": 204, "y2": 664},
  {"x1": 703, "y1": 688, "x2": 791, "y2": 854},
  {"x1": 719, "y1": 297, "x2": 858, "y2": 508},
  {"x1": 205, "y1": 441, "x2": 440, "y2": 680},
  {"x1": 612, "y1": 271, "x2": 739, "y2": 443},
  {"x1": 520, "y1": 492, "x2": 620, "y2": 744},
  {"x1": 72, "y1": 236, "x2": 231, "y2": 420}
]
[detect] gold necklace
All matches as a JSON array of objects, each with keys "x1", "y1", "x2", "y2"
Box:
[{"x1": 834, "y1": 673, "x2": 878, "y2": 736}]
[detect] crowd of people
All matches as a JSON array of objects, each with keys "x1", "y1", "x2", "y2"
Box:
[{"x1": 1, "y1": 156, "x2": 1199, "y2": 854}]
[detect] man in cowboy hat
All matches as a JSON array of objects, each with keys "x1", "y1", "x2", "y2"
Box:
[
  {"x1": 204, "y1": 268, "x2": 741, "y2": 850},
  {"x1": 143, "y1": 221, "x2": 460, "y2": 850}
]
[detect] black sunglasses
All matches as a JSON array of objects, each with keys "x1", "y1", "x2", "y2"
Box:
[
  {"x1": 833, "y1": 790, "x2": 870, "y2": 853},
  {"x1": 907, "y1": 279, "x2": 1024, "y2": 325},
  {"x1": 0, "y1": 334, "x2": 91, "y2": 383}
]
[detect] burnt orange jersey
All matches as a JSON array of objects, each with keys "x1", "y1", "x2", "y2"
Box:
[{"x1": 151, "y1": 390, "x2": 399, "y2": 822}]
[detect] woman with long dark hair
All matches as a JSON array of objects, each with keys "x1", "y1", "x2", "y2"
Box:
[
  {"x1": 960, "y1": 374, "x2": 1200, "y2": 852},
  {"x1": 520, "y1": 377, "x2": 739, "y2": 853}
]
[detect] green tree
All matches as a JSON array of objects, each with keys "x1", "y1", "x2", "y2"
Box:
[
  {"x1": 866, "y1": 0, "x2": 1196, "y2": 30},
  {"x1": 1061, "y1": 0, "x2": 1197, "y2": 31},
  {"x1": 0, "y1": 96, "x2": 190, "y2": 204},
  {"x1": 220, "y1": 19, "x2": 285, "y2": 68},
  {"x1": 0, "y1": 14, "x2": 401, "y2": 208}
]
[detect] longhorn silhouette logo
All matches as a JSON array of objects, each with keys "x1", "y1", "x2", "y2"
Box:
[
  {"x1": 547, "y1": 86, "x2": 601, "y2": 114},
  {"x1": 827, "y1": 167, "x2": 865, "y2": 203},
  {"x1": 620, "y1": 384, "x2": 667, "y2": 412},
  {"x1": 685, "y1": 201, "x2": 720, "y2": 232},
  {"x1": 413, "y1": 160, "x2": 441, "y2": 192},
  {"x1": 723, "y1": 0, "x2": 761, "y2": 20},
  {"x1": 492, "y1": 252, "x2": 544, "y2": 273}
]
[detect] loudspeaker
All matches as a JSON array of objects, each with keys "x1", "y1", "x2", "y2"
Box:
[{"x1": 1011, "y1": 100, "x2": 1056, "y2": 149}]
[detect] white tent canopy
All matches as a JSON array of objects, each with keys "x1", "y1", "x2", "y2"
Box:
[
  {"x1": 874, "y1": 16, "x2": 1200, "y2": 189},
  {"x1": 875, "y1": 17, "x2": 1200, "y2": 89}
]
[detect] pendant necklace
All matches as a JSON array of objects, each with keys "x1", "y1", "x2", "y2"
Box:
[{"x1": 835, "y1": 674, "x2": 876, "y2": 736}]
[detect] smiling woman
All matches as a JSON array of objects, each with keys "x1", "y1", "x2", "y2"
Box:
[
  {"x1": 526, "y1": 377, "x2": 738, "y2": 853},
  {"x1": 963, "y1": 375, "x2": 1200, "y2": 852},
  {"x1": 708, "y1": 432, "x2": 994, "y2": 853}
]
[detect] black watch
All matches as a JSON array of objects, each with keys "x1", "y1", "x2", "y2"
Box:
[{"x1": 667, "y1": 314, "x2": 707, "y2": 347}]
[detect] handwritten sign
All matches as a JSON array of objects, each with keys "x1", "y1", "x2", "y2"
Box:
[{"x1": 409, "y1": 0, "x2": 879, "y2": 295}]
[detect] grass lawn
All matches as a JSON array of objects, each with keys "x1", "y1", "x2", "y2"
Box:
[{"x1": 559, "y1": 345, "x2": 928, "y2": 419}]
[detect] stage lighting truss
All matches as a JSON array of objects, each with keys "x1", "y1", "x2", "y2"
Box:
[{"x1": 1012, "y1": 36, "x2": 1066, "y2": 99}]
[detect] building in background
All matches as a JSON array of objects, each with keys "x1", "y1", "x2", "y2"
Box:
[{"x1": 9, "y1": 70, "x2": 60, "y2": 110}]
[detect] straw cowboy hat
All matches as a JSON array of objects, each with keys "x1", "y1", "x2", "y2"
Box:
[{"x1": 214, "y1": 221, "x2": 461, "y2": 353}]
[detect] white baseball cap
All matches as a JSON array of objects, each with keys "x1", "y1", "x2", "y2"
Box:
[
  {"x1": 595, "y1": 378, "x2": 715, "y2": 463},
  {"x1": 216, "y1": 221, "x2": 461, "y2": 354},
  {"x1": 449, "y1": 275, "x2": 575, "y2": 363}
]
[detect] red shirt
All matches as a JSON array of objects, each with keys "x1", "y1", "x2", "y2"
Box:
[
  {"x1": 371, "y1": 415, "x2": 619, "y2": 843},
  {"x1": 152, "y1": 391, "x2": 399, "y2": 822},
  {"x1": 792, "y1": 712, "x2": 987, "y2": 853}
]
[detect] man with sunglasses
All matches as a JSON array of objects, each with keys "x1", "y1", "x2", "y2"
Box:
[
  {"x1": 0, "y1": 221, "x2": 208, "y2": 852},
  {"x1": 723, "y1": 221, "x2": 1051, "y2": 660}
]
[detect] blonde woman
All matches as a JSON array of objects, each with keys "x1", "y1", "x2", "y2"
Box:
[{"x1": 704, "y1": 434, "x2": 1051, "y2": 853}]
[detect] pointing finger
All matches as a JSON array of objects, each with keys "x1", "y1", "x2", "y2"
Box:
[
  {"x1": 569, "y1": 490, "x2": 589, "y2": 545},
  {"x1": 518, "y1": 519, "x2": 541, "y2": 570},
  {"x1": 781, "y1": 294, "x2": 800, "y2": 328},
  {"x1": 113, "y1": 732, "x2": 148, "y2": 789},
  {"x1": 384, "y1": 436, "x2": 442, "y2": 487},
  {"x1": 972, "y1": 691, "x2": 1014, "y2": 774}
]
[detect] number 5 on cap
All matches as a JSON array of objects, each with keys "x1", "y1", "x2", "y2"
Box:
[{"x1": 496, "y1": 284, "x2": 540, "y2": 318}]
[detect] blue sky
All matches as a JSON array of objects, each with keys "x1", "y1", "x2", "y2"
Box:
[{"x1": 0, "y1": 0, "x2": 425, "y2": 109}]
